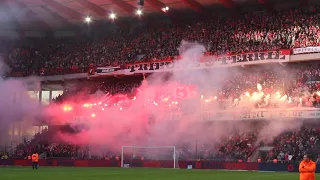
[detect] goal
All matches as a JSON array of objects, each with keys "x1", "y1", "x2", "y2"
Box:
[{"x1": 121, "y1": 146, "x2": 178, "y2": 169}]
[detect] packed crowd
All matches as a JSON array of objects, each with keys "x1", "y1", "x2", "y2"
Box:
[
  {"x1": 214, "y1": 130, "x2": 258, "y2": 162},
  {"x1": 2, "y1": 6, "x2": 320, "y2": 76},
  {"x1": 12, "y1": 128, "x2": 91, "y2": 160},
  {"x1": 267, "y1": 126, "x2": 320, "y2": 162},
  {"x1": 177, "y1": 130, "x2": 258, "y2": 161},
  {"x1": 213, "y1": 63, "x2": 320, "y2": 109},
  {"x1": 14, "y1": 128, "x2": 50, "y2": 158},
  {"x1": 177, "y1": 124, "x2": 320, "y2": 162}
]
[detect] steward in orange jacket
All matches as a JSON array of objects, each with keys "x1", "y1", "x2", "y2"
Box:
[
  {"x1": 299, "y1": 154, "x2": 316, "y2": 180},
  {"x1": 31, "y1": 152, "x2": 39, "y2": 170}
]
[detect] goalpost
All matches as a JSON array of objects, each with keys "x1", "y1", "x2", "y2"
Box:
[{"x1": 121, "y1": 146, "x2": 178, "y2": 169}]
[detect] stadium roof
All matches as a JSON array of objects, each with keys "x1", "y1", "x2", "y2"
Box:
[{"x1": 0, "y1": 0, "x2": 310, "y2": 31}]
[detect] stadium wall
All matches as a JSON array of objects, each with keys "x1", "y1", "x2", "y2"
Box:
[{"x1": 0, "y1": 159, "x2": 316, "y2": 172}]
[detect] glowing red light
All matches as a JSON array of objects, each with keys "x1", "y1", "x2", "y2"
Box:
[
  {"x1": 91, "y1": 113, "x2": 96, "y2": 118},
  {"x1": 63, "y1": 105, "x2": 72, "y2": 112}
]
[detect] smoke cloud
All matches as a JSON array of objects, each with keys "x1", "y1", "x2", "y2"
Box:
[
  {"x1": 0, "y1": 58, "x2": 41, "y2": 147},
  {"x1": 43, "y1": 41, "x2": 307, "y2": 159},
  {"x1": 0, "y1": 40, "x2": 311, "y2": 161}
]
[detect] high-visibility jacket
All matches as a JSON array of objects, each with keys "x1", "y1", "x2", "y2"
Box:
[
  {"x1": 31, "y1": 153, "x2": 39, "y2": 162},
  {"x1": 299, "y1": 160, "x2": 316, "y2": 180}
]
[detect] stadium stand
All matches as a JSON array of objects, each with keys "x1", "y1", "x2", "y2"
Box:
[
  {"x1": 268, "y1": 127, "x2": 320, "y2": 162},
  {"x1": 2, "y1": 6, "x2": 320, "y2": 76},
  {"x1": 3, "y1": 1, "x2": 320, "y2": 167},
  {"x1": 10, "y1": 125, "x2": 320, "y2": 163},
  {"x1": 8, "y1": 61, "x2": 320, "y2": 162}
]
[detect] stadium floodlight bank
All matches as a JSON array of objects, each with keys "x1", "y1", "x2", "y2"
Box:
[{"x1": 121, "y1": 146, "x2": 177, "y2": 169}]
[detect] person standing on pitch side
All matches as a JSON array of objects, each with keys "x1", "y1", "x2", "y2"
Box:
[
  {"x1": 31, "y1": 151, "x2": 39, "y2": 170},
  {"x1": 299, "y1": 154, "x2": 316, "y2": 180}
]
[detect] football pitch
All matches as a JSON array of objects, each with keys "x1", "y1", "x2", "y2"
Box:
[{"x1": 0, "y1": 167, "x2": 297, "y2": 180}]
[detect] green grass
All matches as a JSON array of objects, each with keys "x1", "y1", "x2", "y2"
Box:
[{"x1": 0, "y1": 167, "x2": 297, "y2": 180}]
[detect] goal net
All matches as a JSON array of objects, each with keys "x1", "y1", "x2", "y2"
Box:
[{"x1": 121, "y1": 146, "x2": 178, "y2": 169}]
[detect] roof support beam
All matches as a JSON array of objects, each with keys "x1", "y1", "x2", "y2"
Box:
[
  {"x1": 257, "y1": 0, "x2": 274, "y2": 12},
  {"x1": 11, "y1": 0, "x2": 52, "y2": 31},
  {"x1": 77, "y1": 0, "x2": 106, "y2": 17},
  {"x1": 146, "y1": 0, "x2": 178, "y2": 18},
  {"x1": 41, "y1": 5, "x2": 76, "y2": 29},
  {"x1": 182, "y1": 0, "x2": 207, "y2": 15},
  {"x1": 108, "y1": 0, "x2": 135, "y2": 14},
  {"x1": 42, "y1": 0, "x2": 83, "y2": 20}
]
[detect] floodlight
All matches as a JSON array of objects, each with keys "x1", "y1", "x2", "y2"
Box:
[
  {"x1": 109, "y1": 13, "x2": 116, "y2": 19},
  {"x1": 85, "y1": 16, "x2": 92, "y2": 23},
  {"x1": 136, "y1": 9, "x2": 143, "y2": 15}
]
